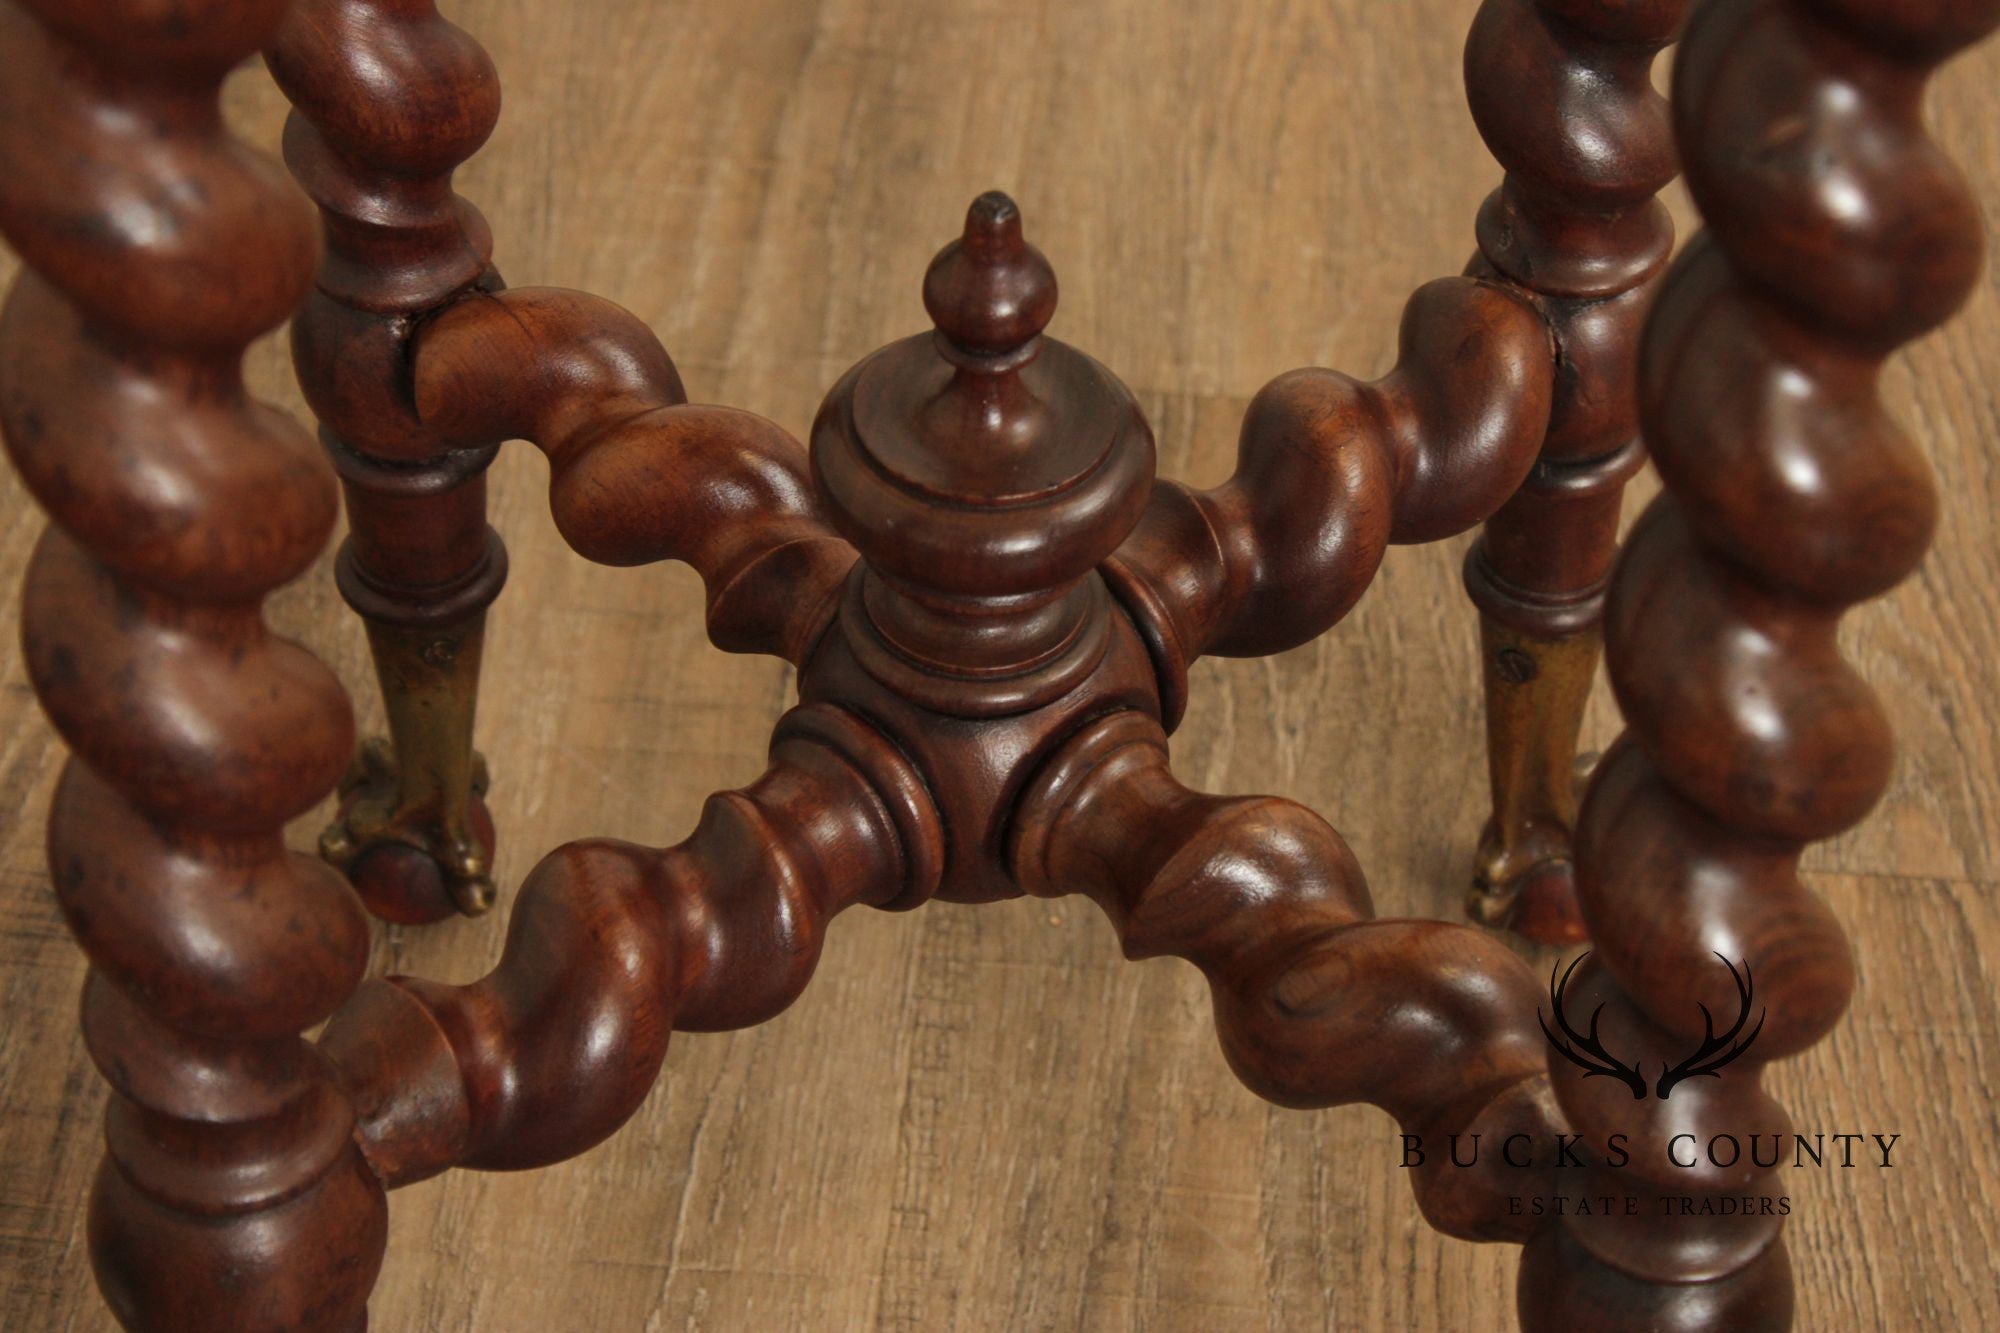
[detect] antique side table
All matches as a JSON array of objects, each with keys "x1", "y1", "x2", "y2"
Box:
[{"x1": 0, "y1": 0, "x2": 1994, "y2": 1328}]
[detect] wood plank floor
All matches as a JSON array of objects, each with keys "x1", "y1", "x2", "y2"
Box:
[{"x1": 3, "y1": 2, "x2": 1997, "y2": 1328}]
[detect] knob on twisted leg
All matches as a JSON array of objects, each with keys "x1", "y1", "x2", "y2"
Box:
[{"x1": 1012, "y1": 712, "x2": 1560, "y2": 1244}]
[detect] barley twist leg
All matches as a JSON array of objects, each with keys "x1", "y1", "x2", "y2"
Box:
[
  {"x1": 1521, "y1": 0, "x2": 1999, "y2": 1324},
  {"x1": 0, "y1": 1, "x2": 382, "y2": 1325}
]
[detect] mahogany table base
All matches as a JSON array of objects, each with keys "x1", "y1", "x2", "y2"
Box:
[{"x1": 0, "y1": 0, "x2": 1993, "y2": 1329}]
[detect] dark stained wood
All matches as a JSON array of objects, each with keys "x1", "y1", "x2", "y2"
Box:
[
  {"x1": 268, "y1": 0, "x2": 510, "y2": 925},
  {"x1": 320, "y1": 701, "x2": 937, "y2": 1185},
  {"x1": 321, "y1": 184, "x2": 1562, "y2": 1285},
  {"x1": 1010, "y1": 709, "x2": 1559, "y2": 1245},
  {"x1": 1107, "y1": 275, "x2": 1554, "y2": 725},
  {"x1": 1521, "y1": 0, "x2": 2000, "y2": 1327},
  {"x1": 0, "y1": 1, "x2": 384, "y2": 1328},
  {"x1": 0, "y1": 0, "x2": 1996, "y2": 1330},
  {"x1": 801, "y1": 195, "x2": 1166, "y2": 900},
  {"x1": 412, "y1": 286, "x2": 857, "y2": 664},
  {"x1": 1460, "y1": 0, "x2": 1690, "y2": 944}
]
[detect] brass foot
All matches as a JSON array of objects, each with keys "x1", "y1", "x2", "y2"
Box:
[
  {"x1": 1467, "y1": 843, "x2": 1585, "y2": 947},
  {"x1": 1466, "y1": 749, "x2": 1596, "y2": 946},
  {"x1": 321, "y1": 737, "x2": 498, "y2": 924},
  {"x1": 1469, "y1": 606, "x2": 1603, "y2": 945}
]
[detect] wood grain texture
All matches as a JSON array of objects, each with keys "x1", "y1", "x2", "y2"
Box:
[{"x1": 2, "y1": 0, "x2": 1997, "y2": 1329}]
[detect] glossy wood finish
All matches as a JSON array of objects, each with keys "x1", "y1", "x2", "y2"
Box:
[
  {"x1": 1, "y1": 0, "x2": 1995, "y2": 1330},
  {"x1": 321, "y1": 702, "x2": 935, "y2": 1184},
  {"x1": 413, "y1": 286, "x2": 856, "y2": 665},
  {"x1": 1521, "y1": 0, "x2": 2000, "y2": 1326},
  {"x1": 0, "y1": 2, "x2": 383, "y2": 1327},
  {"x1": 1012, "y1": 710, "x2": 1557, "y2": 1244},
  {"x1": 267, "y1": 0, "x2": 509, "y2": 925},
  {"x1": 1461, "y1": 0, "x2": 1689, "y2": 943},
  {"x1": 1107, "y1": 276, "x2": 1553, "y2": 726},
  {"x1": 312, "y1": 183, "x2": 1568, "y2": 1270}
]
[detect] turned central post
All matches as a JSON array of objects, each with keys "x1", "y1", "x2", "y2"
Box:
[
  {"x1": 798, "y1": 193, "x2": 1164, "y2": 901},
  {"x1": 811, "y1": 191, "x2": 1156, "y2": 716}
]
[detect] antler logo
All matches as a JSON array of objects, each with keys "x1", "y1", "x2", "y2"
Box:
[
  {"x1": 1538, "y1": 954, "x2": 1647, "y2": 1099},
  {"x1": 1539, "y1": 952, "x2": 1766, "y2": 1101}
]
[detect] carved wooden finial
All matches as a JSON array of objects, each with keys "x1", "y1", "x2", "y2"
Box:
[
  {"x1": 810, "y1": 192, "x2": 1154, "y2": 715},
  {"x1": 922, "y1": 191, "x2": 1058, "y2": 360}
]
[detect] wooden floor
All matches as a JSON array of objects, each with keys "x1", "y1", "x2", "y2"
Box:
[{"x1": 4, "y1": 1, "x2": 1998, "y2": 1329}]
